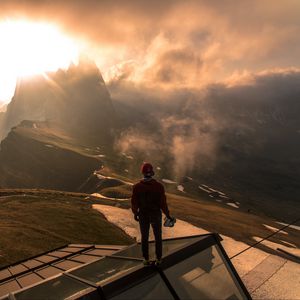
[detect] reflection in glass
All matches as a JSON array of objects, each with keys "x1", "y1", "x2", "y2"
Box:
[
  {"x1": 15, "y1": 274, "x2": 93, "y2": 300},
  {"x1": 70, "y1": 257, "x2": 140, "y2": 285},
  {"x1": 108, "y1": 274, "x2": 173, "y2": 300},
  {"x1": 164, "y1": 245, "x2": 246, "y2": 300}
]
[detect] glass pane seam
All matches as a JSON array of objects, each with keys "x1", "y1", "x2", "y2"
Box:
[
  {"x1": 49, "y1": 264, "x2": 66, "y2": 272},
  {"x1": 63, "y1": 272, "x2": 98, "y2": 288},
  {"x1": 32, "y1": 270, "x2": 45, "y2": 280},
  {"x1": 157, "y1": 269, "x2": 180, "y2": 300},
  {"x1": 215, "y1": 245, "x2": 251, "y2": 299},
  {"x1": 76, "y1": 252, "x2": 103, "y2": 258},
  {"x1": 47, "y1": 254, "x2": 63, "y2": 259},
  {"x1": 108, "y1": 255, "x2": 143, "y2": 261},
  {"x1": 14, "y1": 277, "x2": 23, "y2": 289},
  {"x1": 68, "y1": 258, "x2": 92, "y2": 265}
]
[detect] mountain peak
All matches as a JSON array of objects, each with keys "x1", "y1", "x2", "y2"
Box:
[
  {"x1": 0, "y1": 59, "x2": 116, "y2": 142},
  {"x1": 62, "y1": 57, "x2": 105, "y2": 85}
]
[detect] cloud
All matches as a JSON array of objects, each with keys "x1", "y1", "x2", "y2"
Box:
[
  {"x1": 1, "y1": 0, "x2": 300, "y2": 87},
  {"x1": 115, "y1": 128, "x2": 163, "y2": 158},
  {"x1": 146, "y1": 48, "x2": 202, "y2": 85},
  {"x1": 161, "y1": 116, "x2": 219, "y2": 178},
  {"x1": 1, "y1": 2, "x2": 300, "y2": 179},
  {"x1": 112, "y1": 67, "x2": 300, "y2": 178}
]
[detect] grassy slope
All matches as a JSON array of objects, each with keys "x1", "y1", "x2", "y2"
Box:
[
  {"x1": 10, "y1": 123, "x2": 99, "y2": 158},
  {"x1": 0, "y1": 186, "x2": 298, "y2": 268},
  {"x1": 166, "y1": 193, "x2": 299, "y2": 245},
  {"x1": 100, "y1": 184, "x2": 132, "y2": 199},
  {"x1": 0, "y1": 124, "x2": 102, "y2": 191},
  {"x1": 0, "y1": 190, "x2": 133, "y2": 268}
]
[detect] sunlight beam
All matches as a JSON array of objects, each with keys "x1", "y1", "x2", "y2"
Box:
[{"x1": 0, "y1": 19, "x2": 79, "y2": 102}]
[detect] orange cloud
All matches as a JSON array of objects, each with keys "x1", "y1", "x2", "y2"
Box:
[{"x1": 0, "y1": 0, "x2": 300, "y2": 88}]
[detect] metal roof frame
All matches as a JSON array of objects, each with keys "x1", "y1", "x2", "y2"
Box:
[{"x1": 100, "y1": 234, "x2": 251, "y2": 300}]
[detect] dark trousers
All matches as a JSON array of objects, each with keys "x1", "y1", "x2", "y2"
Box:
[{"x1": 139, "y1": 213, "x2": 162, "y2": 260}]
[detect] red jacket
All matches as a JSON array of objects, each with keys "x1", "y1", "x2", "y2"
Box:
[{"x1": 131, "y1": 179, "x2": 169, "y2": 216}]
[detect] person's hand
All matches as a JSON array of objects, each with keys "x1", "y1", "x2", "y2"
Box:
[
  {"x1": 134, "y1": 213, "x2": 139, "y2": 222},
  {"x1": 163, "y1": 215, "x2": 176, "y2": 227}
]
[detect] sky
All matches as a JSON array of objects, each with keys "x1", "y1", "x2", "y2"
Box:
[{"x1": 0, "y1": 0, "x2": 300, "y2": 103}]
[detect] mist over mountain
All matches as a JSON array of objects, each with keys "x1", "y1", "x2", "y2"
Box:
[
  {"x1": 111, "y1": 68, "x2": 300, "y2": 214},
  {"x1": 112, "y1": 69, "x2": 300, "y2": 166},
  {"x1": 0, "y1": 58, "x2": 117, "y2": 144}
]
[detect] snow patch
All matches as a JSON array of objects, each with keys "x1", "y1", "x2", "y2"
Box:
[
  {"x1": 207, "y1": 187, "x2": 225, "y2": 195},
  {"x1": 92, "y1": 204, "x2": 208, "y2": 241},
  {"x1": 93, "y1": 172, "x2": 133, "y2": 186},
  {"x1": 91, "y1": 193, "x2": 129, "y2": 201},
  {"x1": 93, "y1": 205, "x2": 139, "y2": 238},
  {"x1": 199, "y1": 184, "x2": 227, "y2": 197},
  {"x1": 96, "y1": 154, "x2": 106, "y2": 158},
  {"x1": 122, "y1": 153, "x2": 134, "y2": 160},
  {"x1": 162, "y1": 179, "x2": 177, "y2": 184},
  {"x1": 177, "y1": 185, "x2": 184, "y2": 192},
  {"x1": 280, "y1": 240, "x2": 297, "y2": 248},
  {"x1": 263, "y1": 224, "x2": 288, "y2": 235},
  {"x1": 94, "y1": 172, "x2": 106, "y2": 180},
  {"x1": 226, "y1": 202, "x2": 239, "y2": 209},
  {"x1": 45, "y1": 144, "x2": 54, "y2": 148},
  {"x1": 276, "y1": 222, "x2": 300, "y2": 231},
  {"x1": 198, "y1": 186, "x2": 211, "y2": 193}
]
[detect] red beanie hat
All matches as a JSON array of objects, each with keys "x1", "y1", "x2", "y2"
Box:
[{"x1": 141, "y1": 162, "x2": 154, "y2": 176}]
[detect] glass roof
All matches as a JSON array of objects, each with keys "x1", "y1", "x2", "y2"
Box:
[
  {"x1": 0, "y1": 243, "x2": 110, "y2": 298},
  {"x1": 0, "y1": 280, "x2": 20, "y2": 297},
  {"x1": 164, "y1": 245, "x2": 247, "y2": 300},
  {"x1": 70, "y1": 256, "x2": 141, "y2": 285},
  {"x1": 0, "y1": 235, "x2": 250, "y2": 300},
  {"x1": 17, "y1": 273, "x2": 42, "y2": 289},
  {"x1": 14, "y1": 274, "x2": 94, "y2": 300},
  {"x1": 107, "y1": 273, "x2": 174, "y2": 300}
]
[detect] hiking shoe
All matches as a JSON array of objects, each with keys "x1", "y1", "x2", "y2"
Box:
[
  {"x1": 143, "y1": 259, "x2": 151, "y2": 266},
  {"x1": 155, "y1": 258, "x2": 162, "y2": 266}
]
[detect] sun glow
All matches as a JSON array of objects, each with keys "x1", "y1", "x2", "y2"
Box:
[{"x1": 0, "y1": 20, "x2": 79, "y2": 102}]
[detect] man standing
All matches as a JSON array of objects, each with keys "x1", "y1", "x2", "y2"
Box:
[{"x1": 131, "y1": 162, "x2": 173, "y2": 265}]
